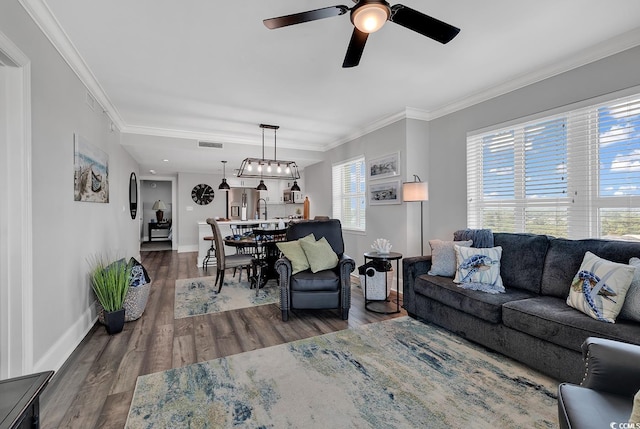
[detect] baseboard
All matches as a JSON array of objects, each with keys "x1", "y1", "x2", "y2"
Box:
[
  {"x1": 32, "y1": 302, "x2": 98, "y2": 373},
  {"x1": 178, "y1": 244, "x2": 198, "y2": 253}
]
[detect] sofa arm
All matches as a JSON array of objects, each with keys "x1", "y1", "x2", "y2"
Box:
[
  {"x1": 580, "y1": 337, "x2": 640, "y2": 398},
  {"x1": 402, "y1": 256, "x2": 432, "y2": 316}
]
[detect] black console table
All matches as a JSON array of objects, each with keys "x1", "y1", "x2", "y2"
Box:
[
  {"x1": 0, "y1": 371, "x2": 53, "y2": 429},
  {"x1": 148, "y1": 221, "x2": 171, "y2": 242}
]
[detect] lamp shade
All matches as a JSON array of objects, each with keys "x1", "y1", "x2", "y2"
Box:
[
  {"x1": 152, "y1": 200, "x2": 167, "y2": 211},
  {"x1": 402, "y1": 181, "x2": 429, "y2": 202}
]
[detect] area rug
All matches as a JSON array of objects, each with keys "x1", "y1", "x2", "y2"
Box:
[
  {"x1": 125, "y1": 317, "x2": 558, "y2": 428},
  {"x1": 174, "y1": 274, "x2": 279, "y2": 319}
]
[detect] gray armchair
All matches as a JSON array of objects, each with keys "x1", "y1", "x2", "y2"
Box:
[
  {"x1": 558, "y1": 337, "x2": 640, "y2": 429},
  {"x1": 275, "y1": 219, "x2": 355, "y2": 321}
]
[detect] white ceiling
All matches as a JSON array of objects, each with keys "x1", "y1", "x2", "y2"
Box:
[{"x1": 28, "y1": 0, "x2": 640, "y2": 175}]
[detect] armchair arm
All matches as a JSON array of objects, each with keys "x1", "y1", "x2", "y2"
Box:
[
  {"x1": 275, "y1": 257, "x2": 293, "y2": 316},
  {"x1": 402, "y1": 256, "x2": 432, "y2": 315},
  {"x1": 580, "y1": 337, "x2": 640, "y2": 398}
]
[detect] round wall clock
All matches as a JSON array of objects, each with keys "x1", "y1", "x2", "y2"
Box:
[{"x1": 191, "y1": 183, "x2": 215, "y2": 205}]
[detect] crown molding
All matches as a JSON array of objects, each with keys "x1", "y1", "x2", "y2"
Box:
[
  {"x1": 427, "y1": 27, "x2": 640, "y2": 121},
  {"x1": 19, "y1": 0, "x2": 126, "y2": 131}
]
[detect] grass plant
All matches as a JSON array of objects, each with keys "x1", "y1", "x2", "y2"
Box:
[{"x1": 88, "y1": 255, "x2": 132, "y2": 313}]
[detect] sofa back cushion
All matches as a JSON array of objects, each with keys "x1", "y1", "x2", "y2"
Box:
[
  {"x1": 494, "y1": 233, "x2": 550, "y2": 294},
  {"x1": 541, "y1": 238, "x2": 640, "y2": 298}
]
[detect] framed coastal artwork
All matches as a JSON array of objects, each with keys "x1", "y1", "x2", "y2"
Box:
[
  {"x1": 73, "y1": 133, "x2": 109, "y2": 203},
  {"x1": 368, "y1": 152, "x2": 400, "y2": 180},
  {"x1": 369, "y1": 179, "x2": 402, "y2": 205}
]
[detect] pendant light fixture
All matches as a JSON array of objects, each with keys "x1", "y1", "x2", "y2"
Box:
[
  {"x1": 218, "y1": 160, "x2": 230, "y2": 190},
  {"x1": 237, "y1": 124, "x2": 301, "y2": 181},
  {"x1": 290, "y1": 181, "x2": 301, "y2": 192}
]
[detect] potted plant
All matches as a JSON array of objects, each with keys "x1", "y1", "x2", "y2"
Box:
[{"x1": 89, "y1": 255, "x2": 132, "y2": 335}]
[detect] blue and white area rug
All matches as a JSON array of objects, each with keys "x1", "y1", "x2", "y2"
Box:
[
  {"x1": 126, "y1": 317, "x2": 558, "y2": 428},
  {"x1": 174, "y1": 274, "x2": 279, "y2": 319}
]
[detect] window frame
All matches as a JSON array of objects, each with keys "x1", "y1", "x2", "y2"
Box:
[
  {"x1": 467, "y1": 90, "x2": 640, "y2": 240},
  {"x1": 332, "y1": 156, "x2": 366, "y2": 232}
]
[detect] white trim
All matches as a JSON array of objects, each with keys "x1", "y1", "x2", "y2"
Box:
[
  {"x1": 18, "y1": 0, "x2": 125, "y2": 131},
  {"x1": 32, "y1": 303, "x2": 98, "y2": 373},
  {"x1": 0, "y1": 30, "x2": 33, "y2": 377}
]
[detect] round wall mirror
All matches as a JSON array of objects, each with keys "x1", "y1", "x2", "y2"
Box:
[{"x1": 129, "y1": 172, "x2": 138, "y2": 219}]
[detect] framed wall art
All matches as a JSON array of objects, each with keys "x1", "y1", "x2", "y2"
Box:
[
  {"x1": 369, "y1": 179, "x2": 402, "y2": 205},
  {"x1": 73, "y1": 133, "x2": 109, "y2": 203},
  {"x1": 368, "y1": 152, "x2": 400, "y2": 180}
]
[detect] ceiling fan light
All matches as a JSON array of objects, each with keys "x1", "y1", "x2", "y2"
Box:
[{"x1": 352, "y1": 3, "x2": 389, "y2": 33}]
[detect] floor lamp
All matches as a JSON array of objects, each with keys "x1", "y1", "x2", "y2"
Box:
[{"x1": 403, "y1": 175, "x2": 429, "y2": 256}]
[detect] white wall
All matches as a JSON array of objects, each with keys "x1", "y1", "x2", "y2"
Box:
[
  {"x1": 177, "y1": 172, "x2": 228, "y2": 252},
  {"x1": 0, "y1": 0, "x2": 140, "y2": 374},
  {"x1": 427, "y1": 45, "x2": 640, "y2": 241}
]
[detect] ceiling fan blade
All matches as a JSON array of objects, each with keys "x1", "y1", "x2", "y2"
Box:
[
  {"x1": 389, "y1": 4, "x2": 460, "y2": 44},
  {"x1": 342, "y1": 28, "x2": 369, "y2": 68},
  {"x1": 264, "y1": 5, "x2": 349, "y2": 29}
]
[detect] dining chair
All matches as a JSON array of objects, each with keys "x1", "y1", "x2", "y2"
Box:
[
  {"x1": 206, "y1": 218, "x2": 254, "y2": 293},
  {"x1": 229, "y1": 223, "x2": 259, "y2": 278},
  {"x1": 250, "y1": 227, "x2": 287, "y2": 293}
]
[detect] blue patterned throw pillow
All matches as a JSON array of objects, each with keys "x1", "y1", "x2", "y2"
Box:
[
  {"x1": 453, "y1": 245, "x2": 504, "y2": 294},
  {"x1": 566, "y1": 252, "x2": 635, "y2": 323}
]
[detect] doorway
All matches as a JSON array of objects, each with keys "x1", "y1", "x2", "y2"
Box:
[{"x1": 140, "y1": 178, "x2": 174, "y2": 251}]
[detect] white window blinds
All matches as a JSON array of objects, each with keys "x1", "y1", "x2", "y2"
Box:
[
  {"x1": 468, "y1": 92, "x2": 640, "y2": 240},
  {"x1": 332, "y1": 157, "x2": 366, "y2": 231}
]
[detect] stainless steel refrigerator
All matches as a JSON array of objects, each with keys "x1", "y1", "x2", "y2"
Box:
[{"x1": 227, "y1": 188, "x2": 260, "y2": 221}]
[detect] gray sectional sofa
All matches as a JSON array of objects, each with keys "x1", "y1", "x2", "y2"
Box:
[{"x1": 402, "y1": 232, "x2": 640, "y2": 383}]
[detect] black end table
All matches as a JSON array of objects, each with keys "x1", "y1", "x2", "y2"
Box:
[
  {"x1": 362, "y1": 251, "x2": 402, "y2": 314},
  {"x1": 0, "y1": 371, "x2": 53, "y2": 429}
]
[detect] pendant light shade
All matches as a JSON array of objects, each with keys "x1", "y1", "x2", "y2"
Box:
[
  {"x1": 218, "y1": 160, "x2": 231, "y2": 190},
  {"x1": 237, "y1": 124, "x2": 300, "y2": 181},
  {"x1": 256, "y1": 180, "x2": 268, "y2": 191},
  {"x1": 290, "y1": 180, "x2": 301, "y2": 192}
]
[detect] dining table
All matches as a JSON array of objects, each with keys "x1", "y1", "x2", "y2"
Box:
[{"x1": 224, "y1": 228, "x2": 287, "y2": 287}]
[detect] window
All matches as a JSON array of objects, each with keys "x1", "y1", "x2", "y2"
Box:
[
  {"x1": 332, "y1": 157, "x2": 366, "y2": 231},
  {"x1": 468, "y1": 93, "x2": 640, "y2": 240}
]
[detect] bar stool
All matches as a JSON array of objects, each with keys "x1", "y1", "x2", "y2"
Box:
[{"x1": 202, "y1": 235, "x2": 215, "y2": 270}]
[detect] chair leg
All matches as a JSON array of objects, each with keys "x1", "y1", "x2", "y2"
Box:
[
  {"x1": 217, "y1": 269, "x2": 225, "y2": 293},
  {"x1": 214, "y1": 269, "x2": 221, "y2": 291}
]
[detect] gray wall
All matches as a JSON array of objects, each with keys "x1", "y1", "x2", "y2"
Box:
[
  {"x1": 1, "y1": 0, "x2": 140, "y2": 372},
  {"x1": 428, "y1": 45, "x2": 640, "y2": 241},
  {"x1": 306, "y1": 119, "x2": 431, "y2": 289}
]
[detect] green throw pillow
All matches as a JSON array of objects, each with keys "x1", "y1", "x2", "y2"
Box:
[
  {"x1": 300, "y1": 236, "x2": 339, "y2": 273},
  {"x1": 276, "y1": 234, "x2": 315, "y2": 275}
]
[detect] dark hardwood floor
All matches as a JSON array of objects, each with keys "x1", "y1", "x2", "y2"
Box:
[{"x1": 40, "y1": 250, "x2": 406, "y2": 428}]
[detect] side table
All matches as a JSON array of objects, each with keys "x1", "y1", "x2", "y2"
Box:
[
  {"x1": 363, "y1": 251, "x2": 402, "y2": 314},
  {"x1": 0, "y1": 370, "x2": 53, "y2": 429}
]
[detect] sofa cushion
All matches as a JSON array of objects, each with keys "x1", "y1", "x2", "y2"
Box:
[
  {"x1": 291, "y1": 268, "x2": 340, "y2": 292},
  {"x1": 566, "y1": 252, "x2": 635, "y2": 323},
  {"x1": 502, "y1": 296, "x2": 640, "y2": 352},
  {"x1": 494, "y1": 233, "x2": 549, "y2": 294},
  {"x1": 541, "y1": 238, "x2": 640, "y2": 298},
  {"x1": 415, "y1": 274, "x2": 536, "y2": 323}
]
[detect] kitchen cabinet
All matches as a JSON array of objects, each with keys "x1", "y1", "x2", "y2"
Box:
[
  {"x1": 261, "y1": 179, "x2": 282, "y2": 204},
  {"x1": 226, "y1": 177, "x2": 258, "y2": 188}
]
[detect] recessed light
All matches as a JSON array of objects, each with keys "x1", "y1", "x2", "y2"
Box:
[
  {"x1": 163, "y1": 159, "x2": 169, "y2": 162},
  {"x1": 149, "y1": 169, "x2": 156, "y2": 174}
]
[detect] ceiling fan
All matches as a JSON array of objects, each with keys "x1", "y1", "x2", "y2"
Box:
[{"x1": 263, "y1": 0, "x2": 460, "y2": 68}]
